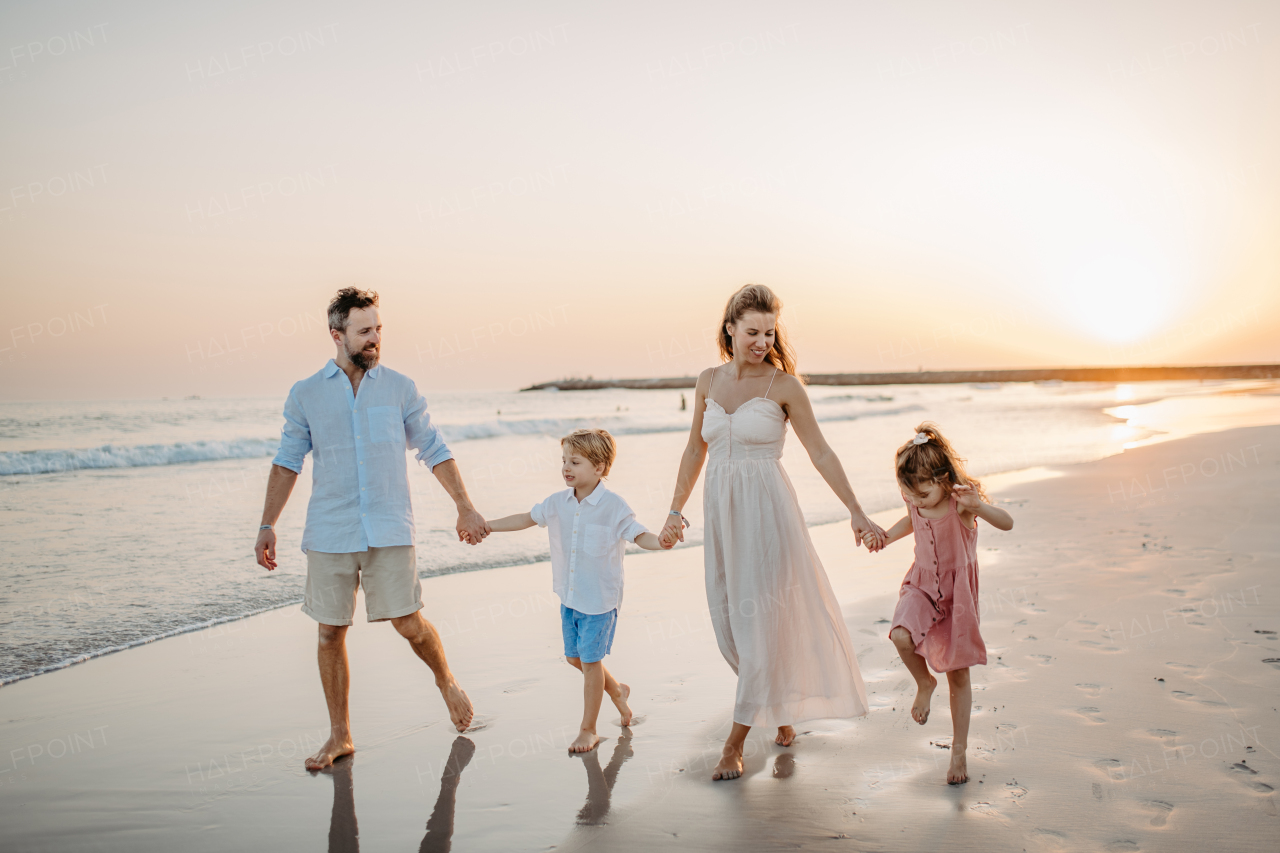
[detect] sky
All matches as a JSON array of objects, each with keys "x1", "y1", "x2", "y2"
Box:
[{"x1": 1, "y1": 0, "x2": 1277, "y2": 400}]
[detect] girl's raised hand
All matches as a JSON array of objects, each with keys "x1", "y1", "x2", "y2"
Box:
[{"x1": 952, "y1": 483, "x2": 982, "y2": 511}]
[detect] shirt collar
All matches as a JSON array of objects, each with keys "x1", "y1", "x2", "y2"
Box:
[
  {"x1": 323, "y1": 359, "x2": 381, "y2": 380},
  {"x1": 565, "y1": 483, "x2": 609, "y2": 506}
]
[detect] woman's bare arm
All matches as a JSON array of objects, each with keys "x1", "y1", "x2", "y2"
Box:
[
  {"x1": 775, "y1": 374, "x2": 886, "y2": 550},
  {"x1": 660, "y1": 368, "x2": 713, "y2": 545}
]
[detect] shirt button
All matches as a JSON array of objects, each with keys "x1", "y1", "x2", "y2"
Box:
[{"x1": 356, "y1": 435, "x2": 361, "y2": 438}]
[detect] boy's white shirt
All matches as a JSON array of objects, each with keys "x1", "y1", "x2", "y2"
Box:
[{"x1": 530, "y1": 484, "x2": 648, "y2": 615}]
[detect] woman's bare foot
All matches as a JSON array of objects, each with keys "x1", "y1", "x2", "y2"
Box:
[
  {"x1": 775, "y1": 725, "x2": 796, "y2": 746},
  {"x1": 569, "y1": 728, "x2": 600, "y2": 753},
  {"x1": 440, "y1": 680, "x2": 474, "y2": 732},
  {"x1": 613, "y1": 683, "x2": 633, "y2": 726},
  {"x1": 911, "y1": 673, "x2": 937, "y2": 725},
  {"x1": 711, "y1": 742, "x2": 744, "y2": 781},
  {"x1": 947, "y1": 748, "x2": 968, "y2": 784},
  {"x1": 305, "y1": 734, "x2": 354, "y2": 771}
]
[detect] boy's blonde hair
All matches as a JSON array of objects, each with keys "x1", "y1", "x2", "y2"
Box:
[
  {"x1": 895, "y1": 421, "x2": 988, "y2": 502},
  {"x1": 561, "y1": 428, "x2": 617, "y2": 476}
]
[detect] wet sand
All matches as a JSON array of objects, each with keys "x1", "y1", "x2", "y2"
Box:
[{"x1": 1, "y1": 426, "x2": 1277, "y2": 851}]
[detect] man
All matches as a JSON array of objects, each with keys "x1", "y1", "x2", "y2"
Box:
[{"x1": 255, "y1": 287, "x2": 488, "y2": 770}]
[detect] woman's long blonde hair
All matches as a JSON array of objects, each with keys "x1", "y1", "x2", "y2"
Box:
[
  {"x1": 717, "y1": 284, "x2": 799, "y2": 376},
  {"x1": 895, "y1": 421, "x2": 987, "y2": 501}
]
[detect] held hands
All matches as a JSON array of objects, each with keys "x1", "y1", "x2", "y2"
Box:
[
  {"x1": 255, "y1": 528, "x2": 278, "y2": 571},
  {"x1": 851, "y1": 511, "x2": 887, "y2": 553},
  {"x1": 457, "y1": 508, "x2": 491, "y2": 545},
  {"x1": 659, "y1": 514, "x2": 685, "y2": 549}
]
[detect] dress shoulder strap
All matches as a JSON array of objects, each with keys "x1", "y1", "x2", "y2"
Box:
[
  {"x1": 764, "y1": 367, "x2": 778, "y2": 399},
  {"x1": 707, "y1": 365, "x2": 717, "y2": 395}
]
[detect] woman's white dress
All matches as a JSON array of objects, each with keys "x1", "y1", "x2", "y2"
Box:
[{"x1": 701, "y1": 391, "x2": 869, "y2": 728}]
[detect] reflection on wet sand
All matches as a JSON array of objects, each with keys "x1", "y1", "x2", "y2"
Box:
[
  {"x1": 324, "y1": 757, "x2": 359, "y2": 853},
  {"x1": 322, "y1": 737, "x2": 476, "y2": 853},
  {"x1": 420, "y1": 736, "x2": 476, "y2": 853},
  {"x1": 575, "y1": 731, "x2": 634, "y2": 826}
]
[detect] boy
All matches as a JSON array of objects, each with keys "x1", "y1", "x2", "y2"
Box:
[{"x1": 487, "y1": 428, "x2": 670, "y2": 752}]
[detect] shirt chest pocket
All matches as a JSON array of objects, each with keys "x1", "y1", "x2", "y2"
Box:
[
  {"x1": 366, "y1": 406, "x2": 405, "y2": 445},
  {"x1": 583, "y1": 523, "x2": 614, "y2": 557}
]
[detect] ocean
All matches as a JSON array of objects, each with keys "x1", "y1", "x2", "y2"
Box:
[{"x1": 0, "y1": 378, "x2": 1266, "y2": 684}]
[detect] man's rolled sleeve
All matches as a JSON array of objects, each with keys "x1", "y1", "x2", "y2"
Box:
[
  {"x1": 405, "y1": 385, "x2": 454, "y2": 470},
  {"x1": 271, "y1": 387, "x2": 311, "y2": 474}
]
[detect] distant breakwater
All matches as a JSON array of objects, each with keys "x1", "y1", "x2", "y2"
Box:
[{"x1": 522, "y1": 364, "x2": 1280, "y2": 391}]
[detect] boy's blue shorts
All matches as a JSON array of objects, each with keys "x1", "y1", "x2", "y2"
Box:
[{"x1": 560, "y1": 604, "x2": 617, "y2": 663}]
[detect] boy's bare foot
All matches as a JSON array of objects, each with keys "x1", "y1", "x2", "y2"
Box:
[
  {"x1": 711, "y1": 742, "x2": 744, "y2": 781},
  {"x1": 613, "y1": 683, "x2": 633, "y2": 726},
  {"x1": 305, "y1": 734, "x2": 354, "y2": 770},
  {"x1": 911, "y1": 673, "x2": 937, "y2": 725},
  {"x1": 947, "y1": 749, "x2": 968, "y2": 784},
  {"x1": 775, "y1": 725, "x2": 796, "y2": 746},
  {"x1": 440, "y1": 681, "x2": 473, "y2": 732},
  {"x1": 569, "y1": 729, "x2": 600, "y2": 753}
]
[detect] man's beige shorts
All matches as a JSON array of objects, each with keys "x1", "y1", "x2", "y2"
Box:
[{"x1": 302, "y1": 546, "x2": 422, "y2": 626}]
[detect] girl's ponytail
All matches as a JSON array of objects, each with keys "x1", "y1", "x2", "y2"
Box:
[{"x1": 895, "y1": 421, "x2": 987, "y2": 501}]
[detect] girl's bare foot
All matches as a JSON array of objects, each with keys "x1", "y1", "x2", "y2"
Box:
[
  {"x1": 711, "y1": 742, "x2": 744, "y2": 780},
  {"x1": 613, "y1": 683, "x2": 633, "y2": 726},
  {"x1": 911, "y1": 673, "x2": 937, "y2": 725},
  {"x1": 305, "y1": 734, "x2": 354, "y2": 770},
  {"x1": 947, "y1": 748, "x2": 968, "y2": 784},
  {"x1": 775, "y1": 725, "x2": 796, "y2": 746},
  {"x1": 441, "y1": 681, "x2": 474, "y2": 732},
  {"x1": 569, "y1": 728, "x2": 600, "y2": 753}
]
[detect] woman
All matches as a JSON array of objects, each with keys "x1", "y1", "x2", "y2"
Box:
[{"x1": 660, "y1": 284, "x2": 885, "y2": 781}]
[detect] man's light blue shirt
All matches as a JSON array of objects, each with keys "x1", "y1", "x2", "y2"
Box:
[{"x1": 272, "y1": 359, "x2": 453, "y2": 554}]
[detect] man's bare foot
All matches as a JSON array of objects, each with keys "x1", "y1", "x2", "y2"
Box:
[
  {"x1": 711, "y1": 742, "x2": 744, "y2": 781},
  {"x1": 441, "y1": 680, "x2": 473, "y2": 732},
  {"x1": 775, "y1": 725, "x2": 796, "y2": 746},
  {"x1": 613, "y1": 683, "x2": 633, "y2": 726},
  {"x1": 911, "y1": 673, "x2": 937, "y2": 725},
  {"x1": 305, "y1": 734, "x2": 354, "y2": 771},
  {"x1": 947, "y1": 749, "x2": 968, "y2": 784},
  {"x1": 569, "y1": 728, "x2": 600, "y2": 753}
]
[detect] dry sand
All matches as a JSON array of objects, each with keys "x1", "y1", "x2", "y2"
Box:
[{"x1": 0, "y1": 426, "x2": 1276, "y2": 852}]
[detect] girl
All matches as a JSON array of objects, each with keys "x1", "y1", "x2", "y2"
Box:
[
  {"x1": 878, "y1": 422, "x2": 1013, "y2": 784},
  {"x1": 659, "y1": 284, "x2": 886, "y2": 781}
]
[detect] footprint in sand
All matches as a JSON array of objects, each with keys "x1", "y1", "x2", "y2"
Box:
[
  {"x1": 1263, "y1": 658, "x2": 1280, "y2": 670},
  {"x1": 1147, "y1": 729, "x2": 1177, "y2": 738},
  {"x1": 1076, "y1": 683, "x2": 1102, "y2": 697},
  {"x1": 1005, "y1": 784, "x2": 1028, "y2": 800},
  {"x1": 1229, "y1": 762, "x2": 1274, "y2": 793},
  {"x1": 1170, "y1": 690, "x2": 1228, "y2": 707},
  {"x1": 1028, "y1": 654, "x2": 1053, "y2": 666},
  {"x1": 1165, "y1": 661, "x2": 1197, "y2": 670},
  {"x1": 1145, "y1": 800, "x2": 1174, "y2": 827},
  {"x1": 1104, "y1": 841, "x2": 1140, "y2": 852},
  {"x1": 1030, "y1": 828, "x2": 1069, "y2": 851},
  {"x1": 620, "y1": 714, "x2": 646, "y2": 727},
  {"x1": 1075, "y1": 707, "x2": 1106, "y2": 723},
  {"x1": 1093, "y1": 759, "x2": 1121, "y2": 777},
  {"x1": 1253, "y1": 630, "x2": 1275, "y2": 635}
]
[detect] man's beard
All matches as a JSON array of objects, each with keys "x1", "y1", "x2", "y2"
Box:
[{"x1": 346, "y1": 341, "x2": 379, "y2": 371}]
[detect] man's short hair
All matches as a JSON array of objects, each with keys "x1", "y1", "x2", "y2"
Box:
[
  {"x1": 561, "y1": 428, "x2": 617, "y2": 476},
  {"x1": 328, "y1": 287, "x2": 379, "y2": 332}
]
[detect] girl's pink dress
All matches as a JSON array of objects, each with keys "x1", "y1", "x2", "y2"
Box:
[{"x1": 889, "y1": 494, "x2": 987, "y2": 673}]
